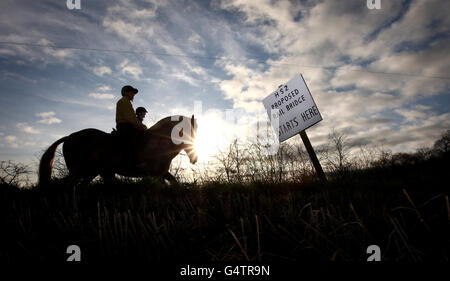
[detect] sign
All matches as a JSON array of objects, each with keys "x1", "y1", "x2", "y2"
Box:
[{"x1": 263, "y1": 74, "x2": 322, "y2": 142}]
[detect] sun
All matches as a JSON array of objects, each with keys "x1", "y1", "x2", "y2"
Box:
[
  {"x1": 193, "y1": 117, "x2": 226, "y2": 162},
  {"x1": 194, "y1": 134, "x2": 218, "y2": 162}
]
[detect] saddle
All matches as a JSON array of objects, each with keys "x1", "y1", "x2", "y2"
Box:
[
  {"x1": 111, "y1": 126, "x2": 159, "y2": 152},
  {"x1": 111, "y1": 128, "x2": 119, "y2": 137},
  {"x1": 110, "y1": 128, "x2": 126, "y2": 145}
]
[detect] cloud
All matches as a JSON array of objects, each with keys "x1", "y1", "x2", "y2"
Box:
[
  {"x1": 92, "y1": 66, "x2": 112, "y2": 76},
  {"x1": 0, "y1": 0, "x2": 448, "y2": 166},
  {"x1": 395, "y1": 107, "x2": 428, "y2": 124},
  {"x1": 101, "y1": 0, "x2": 219, "y2": 88},
  {"x1": 97, "y1": 85, "x2": 112, "y2": 92},
  {"x1": 38, "y1": 117, "x2": 62, "y2": 125},
  {"x1": 36, "y1": 112, "x2": 62, "y2": 125},
  {"x1": 118, "y1": 59, "x2": 143, "y2": 80},
  {"x1": 217, "y1": 0, "x2": 449, "y2": 100},
  {"x1": 89, "y1": 93, "x2": 115, "y2": 100},
  {"x1": 17, "y1": 123, "x2": 40, "y2": 134},
  {"x1": 102, "y1": 0, "x2": 162, "y2": 44},
  {"x1": 216, "y1": 0, "x2": 450, "y2": 153},
  {"x1": 170, "y1": 72, "x2": 199, "y2": 86},
  {"x1": 352, "y1": 112, "x2": 450, "y2": 152},
  {"x1": 0, "y1": 35, "x2": 75, "y2": 66},
  {"x1": 36, "y1": 112, "x2": 55, "y2": 118},
  {"x1": 4, "y1": 136, "x2": 16, "y2": 142},
  {"x1": 47, "y1": 97, "x2": 115, "y2": 110},
  {"x1": 36, "y1": 38, "x2": 73, "y2": 59},
  {"x1": 2, "y1": 135, "x2": 18, "y2": 148}
]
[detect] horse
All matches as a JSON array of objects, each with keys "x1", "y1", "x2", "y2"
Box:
[{"x1": 39, "y1": 115, "x2": 197, "y2": 185}]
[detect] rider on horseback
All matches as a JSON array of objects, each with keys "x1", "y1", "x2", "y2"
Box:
[
  {"x1": 116, "y1": 85, "x2": 147, "y2": 132},
  {"x1": 136, "y1": 106, "x2": 148, "y2": 129},
  {"x1": 116, "y1": 85, "x2": 147, "y2": 168}
]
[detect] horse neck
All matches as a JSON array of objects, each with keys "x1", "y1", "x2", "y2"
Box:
[
  {"x1": 145, "y1": 119, "x2": 175, "y2": 140},
  {"x1": 145, "y1": 116, "x2": 193, "y2": 152},
  {"x1": 144, "y1": 121, "x2": 185, "y2": 153}
]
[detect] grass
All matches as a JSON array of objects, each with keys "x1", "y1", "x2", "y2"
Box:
[{"x1": 0, "y1": 155, "x2": 449, "y2": 263}]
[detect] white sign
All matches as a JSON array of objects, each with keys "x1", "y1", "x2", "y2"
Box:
[{"x1": 263, "y1": 74, "x2": 322, "y2": 142}]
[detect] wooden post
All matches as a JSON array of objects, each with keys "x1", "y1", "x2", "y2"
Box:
[{"x1": 299, "y1": 130, "x2": 327, "y2": 181}]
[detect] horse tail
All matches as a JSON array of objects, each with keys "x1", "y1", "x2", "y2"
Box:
[{"x1": 39, "y1": 136, "x2": 69, "y2": 186}]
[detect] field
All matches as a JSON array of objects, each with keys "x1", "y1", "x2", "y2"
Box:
[{"x1": 1, "y1": 152, "x2": 449, "y2": 264}]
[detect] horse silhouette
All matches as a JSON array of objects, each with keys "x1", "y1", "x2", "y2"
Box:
[{"x1": 39, "y1": 115, "x2": 197, "y2": 185}]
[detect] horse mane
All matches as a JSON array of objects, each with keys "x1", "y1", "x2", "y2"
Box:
[{"x1": 147, "y1": 115, "x2": 188, "y2": 134}]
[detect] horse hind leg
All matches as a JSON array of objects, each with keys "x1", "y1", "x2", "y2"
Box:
[
  {"x1": 64, "y1": 172, "x2": 97, "y2": 186},
  {"x1": 66, "y1": 163, "x2": 98, "y2": 186}
]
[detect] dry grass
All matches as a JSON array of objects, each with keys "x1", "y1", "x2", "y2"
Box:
[{"x1": 0, "y1": 152, "x2": 449, "y2": 262}]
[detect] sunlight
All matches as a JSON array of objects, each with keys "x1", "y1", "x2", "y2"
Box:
[{"x1": 193, "y1": 115, "x2": 229, "y2": 162}]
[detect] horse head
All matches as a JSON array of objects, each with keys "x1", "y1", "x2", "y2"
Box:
[
  {"x1": 185, "y1": 114, "x2": 198, "y2": 164},
  {"x1": 151, "y1": 114, "x2": 198, "y2": 164},
  {"x1": 176, "y1": 115, "x2": 197, "y2": 164}
]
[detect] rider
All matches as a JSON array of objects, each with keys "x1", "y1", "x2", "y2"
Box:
[
  {"x1": 116, "y1": 85, "x2": 147, "y2": 132},
  {"x1": 116, "y1": 85, "x2": 147, "y2": 168},
  {"x1": 136, "y1": 106, "x2": 148, "y2": 129}
]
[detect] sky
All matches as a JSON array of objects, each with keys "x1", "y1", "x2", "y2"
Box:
[{"x1": 0, "y1": 0, "x2": 449, "y2": 181}]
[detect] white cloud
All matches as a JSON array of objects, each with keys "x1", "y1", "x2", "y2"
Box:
[
  {"x1": 97, "y1": 85, "x2": 112, "y2": 92},
  {"x1": 36, "y1": 112, "x2": 55, "y2": 118},
  {"x1": 17, "y1": 123, "x2": 40, "y2": 134},
  {"x1": 38, "y1": 117, "x2": 61, "y2": 125},
  {"x1": 212, "y1": 0, "x2": 450, "y2": 155},
  {"x1": 92, "y1": 66, "x2": 112, "y2": 76},
  {"x1": 0, "y1": 35, "x2": 75, "y2": 66},
  {"x1": 170, "y1": 72, "x2": 199, "y2": 86},
  {"x1": 0, "y1": 0, "x2": 448, "y2": 163},
  {"x1": 4, "y1": 136, "x2": 16, "y2": 142},
  {"x1": 395, "y1": 108, "x2": 428, "y2": 124},
  {"x1": 23, "y1": 141, "x2": 37, "y2": 147},
  {"x1": 102, "y1": 0, "x2": 163, "y2": 44},
  {"x1": 119, "y1": 59, "x2": 143, "y2": 80},
  {"x1": 89, "y1": 93, "x2": 115, "y2": 100},
  {"x1": 3, "y1": 135, "x2": 18, "y2": 148},
  {"x1": 217, "y1": 0, "x2": 449, "y2": 103},
  {"x1": 36, "y1": 112, "x2": 62, "y2": 125},
  {"x1": 37, "y1": 38, "x2": 72, "y2": 59}
]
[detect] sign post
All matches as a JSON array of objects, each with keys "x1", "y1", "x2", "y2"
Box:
[
  {"x1": 263, "y1": 74, "x2": 326, "y2": 181},
  {"x1": 299, "y1": 130, "x2": 326, "y2": 181}
]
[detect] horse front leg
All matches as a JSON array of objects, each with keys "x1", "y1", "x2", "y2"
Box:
[{"x1": 162, "y1": 172, "x2": 178, "y2": 185}]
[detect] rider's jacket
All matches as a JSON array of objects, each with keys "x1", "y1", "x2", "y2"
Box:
[{"x1": 116, "y1": 96, "x2": 142, "y2": 129}]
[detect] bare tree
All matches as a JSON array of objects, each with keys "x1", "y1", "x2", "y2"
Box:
[
  {"x1": 215, "y1": 142, "x2": 236, "y2": 182},
  {"x1": 53, "y1": 148, "x2": 69, "y2": 178},
  {"x1": 0, "y1": 160, "x2": 32, "y2": 187},
  {"x1": 292, "y1": 143, "x2": 315, "y2": 182},
  {"x1": 229, "y1": 139, "x2": 244, "y2": 182},
  {"x1": 371, "y1": 146, "x2": 393, "y2": 168},
  {"x1": 433, "y1": 130, "x2": 450, "y2": 155},
  {"x1": 325, "y1": 129, "x2": 352, "y2": 172},
  {"x1": 354, "y1": 144, "x2": 380, "y2": 170},
  {"x1": 415, "y1": 147, "x2": 433, "y2": 161}
]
